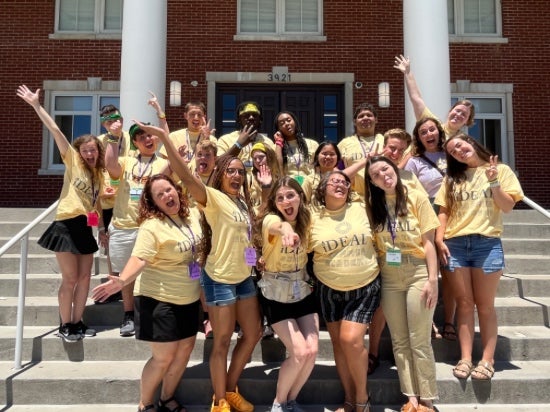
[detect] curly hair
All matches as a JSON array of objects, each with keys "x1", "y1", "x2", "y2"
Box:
[
  {"x1": 253, "y1": 177, "x2": 311, "y2": 250},
  {"x1": 198, "y1": 154, "x2": 255, "y2": 266},
  {"x1": 73, "y1": 134, "x2": 105, "y2": 176},
  {"x1": 412, "y1": 117, "x2": 445, "y2": 156},
  {"x1": 442, "y1": 133, "x2": 493, "y2": 218},
  {"x1": 136, "y1": 174, "x2": 189, "y2": 225},
  {"x1": 364, "y1": 156, "x2": 408, "y2": 232},
  {"x1": 314, "y1": 171, "x2": 353, "y2": 206},
  {"x1": 274, "y1": 111, "x2": 311, "y2": 172}
]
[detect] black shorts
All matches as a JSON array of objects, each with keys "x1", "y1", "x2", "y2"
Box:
[
  {"x1": 260, "y1": 292, "x2": 317, "y2": 325},
  {"x1": 38, "y1": 215, "x2": 98, "y2": 254},
  {"x1": 134, "y1": 295, "x2": 200, "y2": 342},
  {"x1": 102, "y1": 207, "x2": 114, "y2": 229}
]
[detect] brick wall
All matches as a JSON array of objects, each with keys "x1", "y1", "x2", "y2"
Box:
[{"x1": 1, "y1": 0, "x2": 548, "y2": 207}]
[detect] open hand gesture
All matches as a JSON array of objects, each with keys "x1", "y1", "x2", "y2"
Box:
[
  {"x1": 257, "y1": 164, "x2": 272, "y2": 187},
  {"x1": 393, "y1": 55, "x2": 410, "y2": 75},
  {"x1": 16, "y1": 85, "x2": 40, "y2": 108}
]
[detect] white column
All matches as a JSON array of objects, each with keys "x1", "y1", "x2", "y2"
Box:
[
  {"x1": 403, "y1": 0, "x2": 451, "y2": 133},
  {"x1": 120, "y1": 0, "x2": 167, "y2": 125}
]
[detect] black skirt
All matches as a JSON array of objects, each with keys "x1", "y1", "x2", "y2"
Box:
[{"x1": 38, "y1": 215, "x2": 98, "y2": 255}]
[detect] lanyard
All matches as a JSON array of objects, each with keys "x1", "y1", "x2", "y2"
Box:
[
  {"x1": 135, "y1": 154, "x2": 155, "y2": 181},
  {"x1": 165, "y1": 214, "x2": 197, "y2": 260},
  {"x1": 90, "y1": 172, "x2": 99, "y2": 209},
  {"x1": 358, "y1": 135, "x2": 376, "y2": 159},
  {"x1": 185, "y1": 130, "x2": 202, "y2": 161},
  {"x1": 385, "y1": 203, "x2": 397, "y2": 248},
  {"x1": 232, "y1": 195, "x2": 252, "y2": 242}
]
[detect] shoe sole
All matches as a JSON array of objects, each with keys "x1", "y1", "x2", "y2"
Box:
[
  {"x1": 120, "y1": 332, "x2": 135, "y2": 337},
  {"x1": 57, "y1": 334, "x2": 81, "y2": 343}
]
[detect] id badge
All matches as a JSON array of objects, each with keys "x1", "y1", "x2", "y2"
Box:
[
  {"x1": 130, "y1": 188, "x2": 142, "y2": 202},
  {"x1": 244, "y1": 247, "x2": 257, "y2": 266},
  {"x1": 188, "y1": 261, "x2": 201, "y2": 280},
  {"x1": 110, "y1": 178, "x2": 120, "y2": 187},
  {"x1": 87, "y1": 211, "x2": 99, "y2": 227},
  {"x1": 386, "y1": 248, "x2": 402, "y2": 266},
  {"x1": 292, "y1": 280, "x2": 301, "y2": 299}
]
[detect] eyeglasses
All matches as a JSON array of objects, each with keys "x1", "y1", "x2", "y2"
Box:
[
  {"x1": 327, "y1": 178, "x2": 350, "y2": 188},
  {"x1": 226, "y1": 167, "x2": 246, "y2": 177},
  {"x1": 275, "y1": 191, "x2": 298, "y2": 203}
]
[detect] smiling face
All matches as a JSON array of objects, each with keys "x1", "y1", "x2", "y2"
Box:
[
  {"x1": 325, "y1": 172, "x2": 350, "y2": 208},
  {"x1": 354, "y1": 109, "x2": 377, "y2": 136},
  {"x1": 317, "y1": 144, "x2": 338, "y2": 172},
  {"x1": 447, "y1": 104, "x2": 471, "y2": 131},
  {"x1": 383, "y1": 137, "x2": 408, "y2": 164},
  {"x1": 276, "y1": 113, "x2": 296, "y2": 140},
  {"x1": 150, "y1": 178, "x2": 180, "y2": 216},
  {"x1": 275, "y1": 185, "x2": 300, "y2": 222},
  {"x1": 133, "y1": 131, "x2": 157, "y2": 156},
  {"x1": 418, "y1": 120, "x2": 442, "y2": 153},
  {"x1": 221, "y1": 159, "x2": 246, "y2": 196},
  {"x1": 368, "y1": 160, "x2": 398, "y2": 194},
  {"x1": 184, "y1": 105, "x2": 206, "y2": 133},
  {"x1": 79, "y1": 141, "x2": 100, "y2": 169},
  {"x1": 195, "y1": 147, "x2": 216, "y2": 176},
  {"x1": 445, "y1": 137, "x2": 478, "y2": 166}
]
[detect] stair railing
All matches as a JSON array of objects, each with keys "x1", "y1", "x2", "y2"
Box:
[
  {"x1": 0, "y1": 201, "x2": 58, "y2": 370},
  {"x1": 523, "y1": 196, "x2": 550, "y2": 220}
]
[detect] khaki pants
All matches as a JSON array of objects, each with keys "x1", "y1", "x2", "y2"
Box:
[{"x1": 380, "y1": 256, "x2": 438, "y2": 400}]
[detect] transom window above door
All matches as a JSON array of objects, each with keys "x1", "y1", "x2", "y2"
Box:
[{"x1": 236, "y1": 0, "x2": 325, "y2": 41}]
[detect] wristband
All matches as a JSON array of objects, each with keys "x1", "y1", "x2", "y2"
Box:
[
  {"x1": 275, "y1": 140, "x2": 284, "y2": 148},
  {"x1": 158, "y1": 112, "x2": 166, "y2": 119},
  {"x1": 261, "y1": 183, "x2": 272, "y2": 189},
  {"x1": 234, "y1": 141, "x2": 243, "y2": 150},
  {"x1": 489, "y1": 180, "x2": 500, "y2": 188}
]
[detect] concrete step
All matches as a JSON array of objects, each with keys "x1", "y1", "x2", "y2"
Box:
[
  {"x1": 0, "y1": 255, "x2": 107, "y2": 276},
  {"x1": 502, "y1": 222, "x2": 550, "y2": 238},
  {"x1": 0, "y1": 274, "x2": 108, "y2": 297},
  {"x1": 499, "y1": 274, "x2": 550, "y2": 297},
  {"x1": 0, "y1": 236, "x2": 59, "y2": 255},
  {"x1": 504, "y1": 255, "x2": 550, "y2": 275},
  {"x1": 0, "y1": 222, "x2": 53, "y2": 239},
  {"x1": 503, "y1": 209, "x2": 550, "y2": 224},
  {"x1": 1, "y1": 296, "x2": 546, "y2": 328},
  {"x1": 502, "y1": 238, "x2": 550, "y2": 255},
  {"x1": 2, "y1": 325, "x2": 549, "y2": 364},
  {"x1": 2, "y1": 360, "x2": 550, "y2": 406}
]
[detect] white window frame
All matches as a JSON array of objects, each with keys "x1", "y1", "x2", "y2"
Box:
[
  {"x1": 235, "y1": 0, "x2": 326, "y2": 42},
  {"x1": 448, "y1": 0, "x2": 508, "y2": 44},
  {"x1": 451, "y1": 82, "x2": 515, "y2": 169},
  {"x1": 51, "y1": 0, "x2": 123, "y2": 40},
  {"x1": 39, "y1": 79, "x2": 120, "y2": 175}
]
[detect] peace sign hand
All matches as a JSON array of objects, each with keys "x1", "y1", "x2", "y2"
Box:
[{"x1": 485, "y1": 155, "x2": 499, "y2": 181}]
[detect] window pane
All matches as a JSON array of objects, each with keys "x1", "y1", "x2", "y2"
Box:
[
  {"x1": 221, "y1": 94, "x2": 237, "y2": 135},
  {"x1": 104, "y1": 0, "x2": 123, "y2": 30},
  {"x1": 55, "y1": 96, "x2": 93, "y2": 111},
  {"x1": 285, "y1": 0, "x2": 318, "y2": 32},
  {"x1": 323, "y1": 95, "x2": 338, "y2": 143},
  {"x1": 447, "y1": 0, "x2": 455, "y2": 34},
  {"x1": 240, "y1": 0, "x2": 276, "y2": 33},
  {"x1": 464, "y1": 0, "x2": 496, "y2": 34},
  {"x1": 469, "y1": 98, "x2": 502, "y2": 113},
  {"x1": 59, "y1": 0, "x2": 95, "y2": 31}
]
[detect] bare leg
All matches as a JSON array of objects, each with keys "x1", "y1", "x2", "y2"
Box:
[
  {"x1": 71, "y1": 253, "x2": 93, "y2": 322},
  {"x1": 55, "y1": 252, "x2": 79, "y2": 324},
  {"x1": 160, "y1": 336, "x2": 197, "y2": 409},
  {"x1": 447, "y1": 267, "x2": 475, "y2": 362},
  {"x1": 139, "y1": 341, "x2": 178, "y2": 410}
]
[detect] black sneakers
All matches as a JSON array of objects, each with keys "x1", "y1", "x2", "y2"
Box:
[
  {"x1": 74, "y1": 320, "x2": 97, "y2": 337},
  {"x1": 57, "y1": 323, "x2": 81, "y2": 343}
]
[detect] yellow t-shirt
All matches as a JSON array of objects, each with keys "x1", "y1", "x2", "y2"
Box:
[
  {"x1": 111, "y1": 155, "x2": 169, "y2": 229},
  {"x1": 132, "y1": 209, "x2": 202, "y2": 305},
  {"x1": 217, "y1": 131, "x2": 276, "y2": 172},
  {"x1": 99, "y1": 131, "x2": 134, "y2": 210},
  {"x1": 158, "y1": 128, "x2": 217, "y2": 171},
  {"x1": 262, "y1": 214, "x2": 308, "y2": 272},
  {"x1": 434, "y1": 164, "x2": 524, "y2": 238},
  {"x1": 338, "y1": 133, "x2": 385, "y2": 197},
  {"x1": 56, "y1": 146, "x2": 102, "y2": 221},
  {"x1": 284, "y1": 138, "x2": 318, "y2": 179},
  {"x1": 202, "y1": 187, "x2": 254, "y2": 283},
  {"x1": 374, "y1": 189, "x2": 440, "y2": 260},
  {"x1": 308, "y1": 202, "x2": 379, "y2": 291}
]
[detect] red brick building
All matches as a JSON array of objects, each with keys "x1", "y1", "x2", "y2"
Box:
[{"x1": 1, "y1": 1, "x2": 548, "y2": 207}]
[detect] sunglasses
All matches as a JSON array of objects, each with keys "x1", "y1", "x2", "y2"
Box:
[{"x1": 226, "y1": 168, "x2": 246, "y2": 177}]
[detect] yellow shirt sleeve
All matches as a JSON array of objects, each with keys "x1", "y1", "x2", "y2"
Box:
[{"x1": 261, "y1": 214, "x2": 308, "y2": 272}]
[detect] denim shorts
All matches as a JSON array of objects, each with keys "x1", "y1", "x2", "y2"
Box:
[
  {"x1": 200, "y1": 269, "x2": 257, "y2": 306},
  {"x1": 444, "y1": 234, "x2": 505, "y2": 274}
]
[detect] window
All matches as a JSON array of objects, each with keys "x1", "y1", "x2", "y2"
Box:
[
  {"x1": 44, "y1": 90, "x2": 119, "y2": 172},
  {"x1": 447, "y1": 0, "x2": 506, "y2": 43},
  {"x1": 55, "y1": 0, "x2": 123, "y2": 34},
  {"x1": 236, "y1": 0, "x2": 324, "y2": 41}
]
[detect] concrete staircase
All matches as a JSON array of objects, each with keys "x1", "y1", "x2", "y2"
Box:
[{"x1": 1, "y1": 207, "x2": 549, "y2": 411}]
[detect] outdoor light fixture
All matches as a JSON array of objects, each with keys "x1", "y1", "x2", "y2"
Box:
[
  {"x1": 378, "y1": 82, "x2": 390, "y2": 108},
  {"x1": 170, "y1": 81, "x2": 182, "y2": 106}
]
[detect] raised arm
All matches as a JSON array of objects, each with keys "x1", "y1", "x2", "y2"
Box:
[
  {"x1": 135, "y1": 121, "x2": 207, "y2": 205},
  {"x1": 148, "y1": 91, "x2": 170, "y2": 135},
  {"x1": 17, "y1": 85, "x2": 70, "y2": 156},
  {"x1": 91, "y1": 256, "x2": 146, "y2": 302},
  {"x1": 394, "y1": 55, "x2": 427, "y2": 120}
]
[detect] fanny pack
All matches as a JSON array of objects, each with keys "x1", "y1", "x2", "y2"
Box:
[{"x1": 257, "y1": 268, "x2": 312, "y2": 303}]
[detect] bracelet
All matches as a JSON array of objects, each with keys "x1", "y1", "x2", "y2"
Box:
[
  {"x1": 489, "y1": 180, "x2": 500, "y2": 188},
  {"x1": 106, "y1": 133, "x2": 120, "y2": 144},
  {"x1": 98, "y1": 227, "x2": 105, "y2": 232},
  {"x1": 275, "y1": 140, "x2": 284, "y2": 148},
  {"x1": 234, "y1": 141, "x2": 243, "y2": 150},
  {"x1": 158, "y1": 112, "x2": 166, "y2": 119},
  {"x1": 261, "y1": 183, "x2": 272, "y2": 189}
]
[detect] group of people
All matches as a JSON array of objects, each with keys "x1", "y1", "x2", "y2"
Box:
[{"x1": 17, "y1": 54, "x2": 523, "y2": 412}]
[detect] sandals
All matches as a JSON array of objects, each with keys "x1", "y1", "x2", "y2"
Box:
[
  {"x1": 452, "y1": 359, "x2": 474, "y2": 379},
  {"x1": 336, "y1": 401, "x2": 354, "y2": 412},
  {"x1": 158, "y1": 396, "x2": 187, "y2": 412},
  {"x1": 138, "y1": 405, "x2": 155, "y2": 412},
  {"x1": 356, "y1": 397, "x2": 371, "y2": 412},
  {"x1": 471, "y1": 360, "x2": 495, "y2": 380},
  {"x1": 367, "y1": 353, "x2": 379, "y2": 375},
  {"x1": 431, "y1": 323, "x2": 442, "y2": 339},
  {"x1": 441, "y1": 323, "x2": 457, "y2": 341}
]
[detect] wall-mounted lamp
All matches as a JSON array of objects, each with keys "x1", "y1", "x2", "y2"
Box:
[
  {"x1": 378, "y1": 82, "x2": 390, "y2": 108},
  {"x1": 170, "y1": 81, "x2": 182, "y2": 107},
  {"x1": 190, "y1": 80, "x2": 198, "y2": 87}
]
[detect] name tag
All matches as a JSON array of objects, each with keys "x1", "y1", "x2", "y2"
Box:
[
  {"x1": 386, "y1": 248, "x2": 401, "y2": 266},
  {"x1": 244, "y1": 247, "x2": 257, "y2": 266}
]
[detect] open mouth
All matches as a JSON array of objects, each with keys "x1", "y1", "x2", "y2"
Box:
[
  {"x1": 197, "y1": 161, "x2": 208, "y2": 173},
  {"x1": 284, "y1": 206, "x2": 295, "y2": 216},
  {"x1": 166, "y1": 199, "x2": 176, "y2": 208}
]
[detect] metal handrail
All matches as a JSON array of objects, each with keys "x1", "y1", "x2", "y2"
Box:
[
  {"x1": 522, "y1": 196, "x2": 550, "y2": 220},
  {"x1": 0, "y1": 201, "x2": 58, "y2": 370}
]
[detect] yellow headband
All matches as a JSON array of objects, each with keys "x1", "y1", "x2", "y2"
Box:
[
  {"x1": 251, "y1": 142, "x2": 266, "y2": 153},
  {"x1": 239, "y1": 103, "x2": 260, "y2": 116}
]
